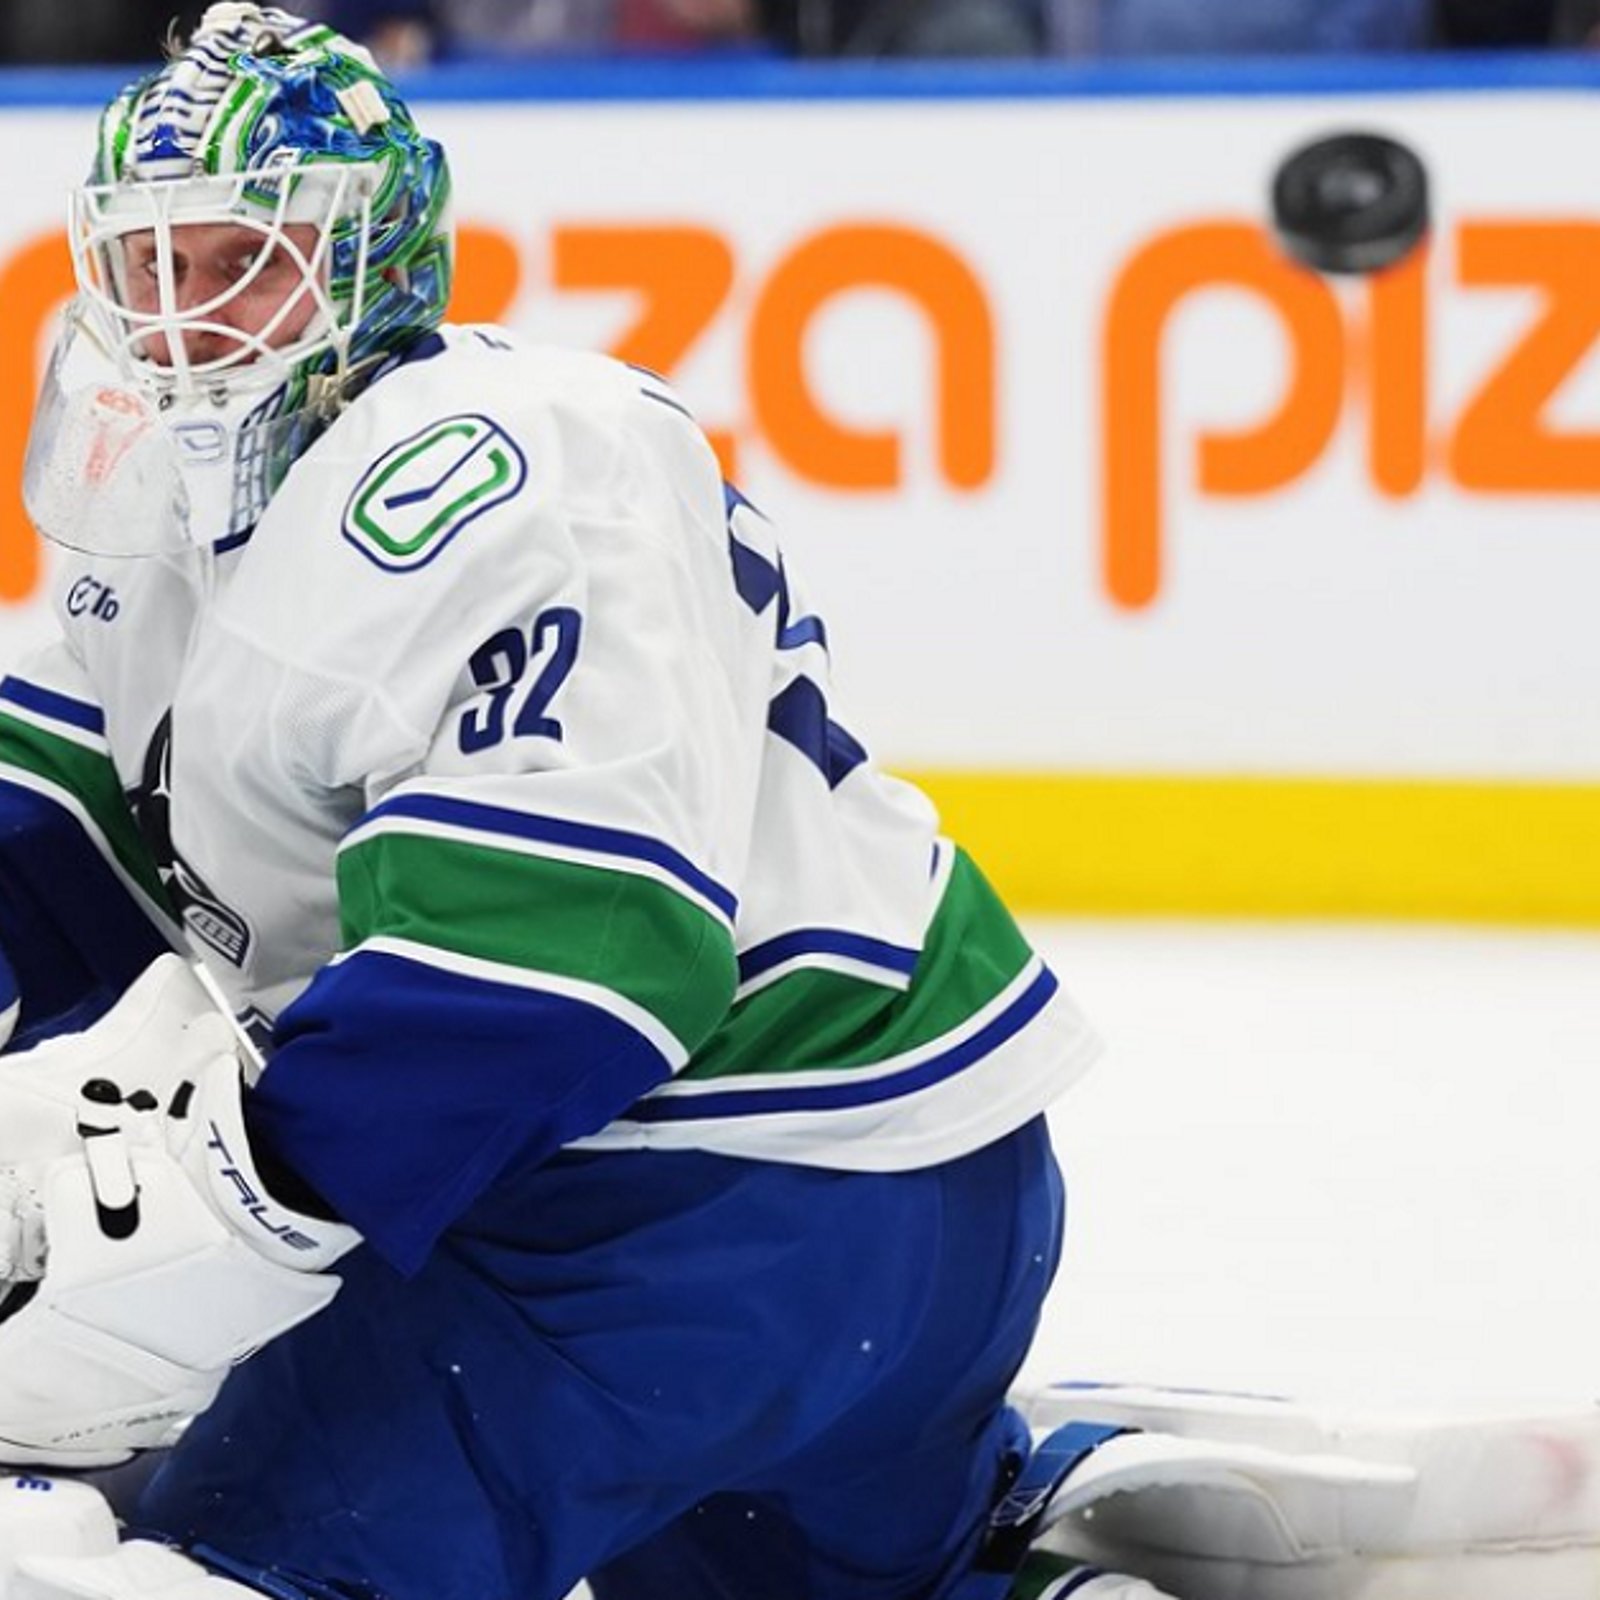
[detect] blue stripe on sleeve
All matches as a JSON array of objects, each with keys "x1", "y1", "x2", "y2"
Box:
[
  {"x1": 766, "y1": 679, "x2": 869, "y2": 789},
  {"x1": 729, "y1": 531, "x2": 783, "y2": 616},
  {"x1": 777, "y1": 611, "x2": 828, "y2": 652},
  {"x1": 826, "y1": 719, "x2": 868, "y2": 786},
  {"x1": 0, "y1": 678, "x2": 107, "y2": 736},
  {"x1": 627, "y1": 964, "x2": 1057, "y2": 1123},
  {"x1": 738, "y1": 927, "x2": 920, "y2": 986},
  {"x1": 723, "y1": 481, "x2": 767, "y2": 523},
  {"x1": 250, "y1": 949, "x2": 677, "y2": 1273},
  {"x1": 360, "y1": 793, "x2": 738, "y2": 922}
]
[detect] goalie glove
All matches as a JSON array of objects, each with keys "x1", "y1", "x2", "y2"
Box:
[{"x1": 0, "y1": 955, "x2": 358, "y2": 1468}]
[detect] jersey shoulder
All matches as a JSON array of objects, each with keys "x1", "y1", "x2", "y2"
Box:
[
  {"x1": 205, "y1": 330, "x2": 722, "y2": 763},
  {"x1": 288, "y1": 327, "x2": 714, "y2": 533},
  {"x1": 243, "y1": 331, "x2": 625, "y2": 581},
  {"x1": 343, "y1": 327, "x2": 699, "y2": 453}
]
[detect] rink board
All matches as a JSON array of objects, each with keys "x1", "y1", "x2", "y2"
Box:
[{"x1": 2, "y1": 57, "x2": 1599, "y2": 920}]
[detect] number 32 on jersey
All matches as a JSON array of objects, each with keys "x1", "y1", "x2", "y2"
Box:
[{"x1": 458, "y1": 606, "x2": 582, "y2": 753}]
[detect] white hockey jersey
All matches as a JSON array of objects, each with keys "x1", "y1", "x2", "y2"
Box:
[{"x1": 0, "y1": 328, "x2": 1097, "y2": 1269}]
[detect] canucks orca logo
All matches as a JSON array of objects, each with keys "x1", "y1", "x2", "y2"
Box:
[
  {"x1": 128, "y1": 711, "x2": 254, "y2": 968},
  {"x1": 342, "y1": 413, "x2": 527, "y2": 573}
]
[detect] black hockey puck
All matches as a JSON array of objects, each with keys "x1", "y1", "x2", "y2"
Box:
[{"x1": 1270, "y1": 132, "x2": 1429, "y2": 276}]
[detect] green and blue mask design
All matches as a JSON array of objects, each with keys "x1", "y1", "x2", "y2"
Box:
[{"x1": 29, "y1": 5, "x2": 456, "y2": 550}]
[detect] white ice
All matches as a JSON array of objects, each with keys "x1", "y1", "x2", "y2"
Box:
[{"x1": 1021, "y1": 917, "x2": 1600, "y2": 1413}]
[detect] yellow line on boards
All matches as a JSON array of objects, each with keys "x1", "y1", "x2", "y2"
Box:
[{"x1": 905, "y1": 771, "x2": 1600, "y2": 925}]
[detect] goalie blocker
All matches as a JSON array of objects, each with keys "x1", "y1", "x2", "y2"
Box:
[{"x1": 0, "y1": 956, "x2": 358, "y2": 1468}]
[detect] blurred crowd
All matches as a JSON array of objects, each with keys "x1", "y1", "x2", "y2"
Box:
[{"x1": 4, "y1": 0, "x2": 1599, "y2": 65}]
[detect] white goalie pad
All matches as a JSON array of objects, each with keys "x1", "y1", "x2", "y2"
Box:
[
  {"x1": 12, "y1": 1538, "x2": 263, "y2": 1600},
  {"x1": 0, "y1": 1144, "x2": 341, "y2": 1467},
  {"x1": 0, "y1": 958, "x2": 356, "y2": 1468},
  {"x1": 0, "y1": 1478, "x2": 118, "y2": 1600},
  {"x1": 1017, "y1": 1382, "x2": 1600, "y2": 1600}
]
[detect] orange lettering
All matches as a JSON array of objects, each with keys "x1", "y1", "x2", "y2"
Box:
[
  {"x1": 450, "y1": 223, "x2": 522, "y2": 325},
  {"x1": 1450, "y1": 222, "x2": 1600, "y2": 491},
  {"x1": 1102, "y1": 222, "x2": 1344, "y2": 611},
  {"x1": 0, "y1": 232, "x2": 75, "y2": 604},
  {"x1": 1364, "y1": 246, "x2": 1429, "y2": 498},
  {"x1": 552, "y1": 225, "x2": 736, "y2": 474},
  {"x1": 747, "y1": 224, "x2": 993, "y2": 492}
]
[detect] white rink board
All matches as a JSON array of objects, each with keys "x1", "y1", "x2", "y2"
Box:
[
  {"x1": 1, "y1": 71, "x2": 1599, "y2": 783},
  {"x1": 437, "y1": 89, "x2": 1600, "y2": 781}
]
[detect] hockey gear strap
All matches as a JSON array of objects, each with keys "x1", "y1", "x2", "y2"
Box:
[
  {"x1": 0, "y1": 956, "x2": 357, "y2": 1468},
  {"x1": 950, "y1": 1422, "x2": 1187, "y2": 1600},
  {"x1": 973, "y1": 1421, "x2": 1129, "y2": 1589}
]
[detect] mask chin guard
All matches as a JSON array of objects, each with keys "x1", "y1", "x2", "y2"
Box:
[{"x1": 23, "y1": 306, "x2": 326, "y2": 557}]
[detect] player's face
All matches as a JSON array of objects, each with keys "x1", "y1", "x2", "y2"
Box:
[{"x1": 117, "y1": 220, "x2": 324, "y2": 371}]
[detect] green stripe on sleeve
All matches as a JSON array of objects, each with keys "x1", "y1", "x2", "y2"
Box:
[
  {"x1": 685, "y1": 848, "x2": 1035, "y2": 1080},
  {"x1": 0, "y1": 712, "x2": 173, "y2": 915},
  {"x1": 338, "y1": 831, "x2": 738, "y2": 1054}
]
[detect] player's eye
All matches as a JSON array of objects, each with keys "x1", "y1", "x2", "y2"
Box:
[
  {"x1": 226, "y1": 241, "x2": 284, "y2": 283},
  {"x1": 120, "y1": 245, "x2": 176, "y2": 300}
]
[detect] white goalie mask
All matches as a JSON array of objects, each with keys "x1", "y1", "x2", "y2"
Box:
[
  {"x1": 22, "y1": 3, "x2": 454, "y2": 557},
  {"x1": 25, "y1": 163, "x2": 379, "y2": 557}
]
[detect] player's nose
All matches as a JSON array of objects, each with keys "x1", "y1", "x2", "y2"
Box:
[
  {"x1": 141, "y1": 325, "x2": 254, "y2": 369},
  {"x1": 184, "y1": 322, "x2": 258, "y2": 365},
  {"x1": 142, "y1": 289, "x2": 260, "y2": 369}
]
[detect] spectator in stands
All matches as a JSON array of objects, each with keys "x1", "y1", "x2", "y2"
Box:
[
  {"x1": 760, "y1": 0, "x2": 1040, "y2": 54},
  {"x1": 1048, "y1": 0, "x2": 1429, "y2": 55},
  {"x1": 1435, "y1": 0, "x2": 1559, "y2": 43},
  {"x1": 284, "y1": 0, "x2": 1600, "y2": 59},
  {"x1": 614, "y1": 0, "x2": 758, "y2": 53},
  {"x1": 318, "y1": 0, "x2": 614, "y2": 60},
  {"x1": 13, "y1": 0, "x2": 1588, "y2": 73},
  {"x1": 321, "y1": 0, "x2": 1038, "y2": 59},
  {"x1": 0, "y1": 1, "x2": 204, "y2": 62},
  {"x1": 318, "y1": 0, "x2": 766, "y2": 58}
]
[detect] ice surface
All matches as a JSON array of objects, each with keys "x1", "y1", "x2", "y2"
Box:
[{"x1": 1022, "y1": 917, "x2": 1600, "y2": 1412}]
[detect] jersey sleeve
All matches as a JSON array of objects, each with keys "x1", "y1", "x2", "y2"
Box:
[
  {"x1": 0, "y1": 639, "x2": 177, "y2": 1046},
  {"x1": 244, "y1": 357, "x2": 746, "y2": 1271}
]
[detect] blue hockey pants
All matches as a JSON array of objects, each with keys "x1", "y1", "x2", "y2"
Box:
[{"x1": 137, "y1": 1118, "x2": 1065, "y2": 1600}]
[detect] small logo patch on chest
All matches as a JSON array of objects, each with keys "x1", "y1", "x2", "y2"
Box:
[
  {"x1": 66, "y1": 576, "x2": 121, "y2": 622},
  {"x1": 342, "y1": 413, "x2": 527, "y2": 572}
]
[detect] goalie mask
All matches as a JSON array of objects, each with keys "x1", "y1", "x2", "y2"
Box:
[{"x1": 23, "y1": 3, "x2": 453, "y2": 555}]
